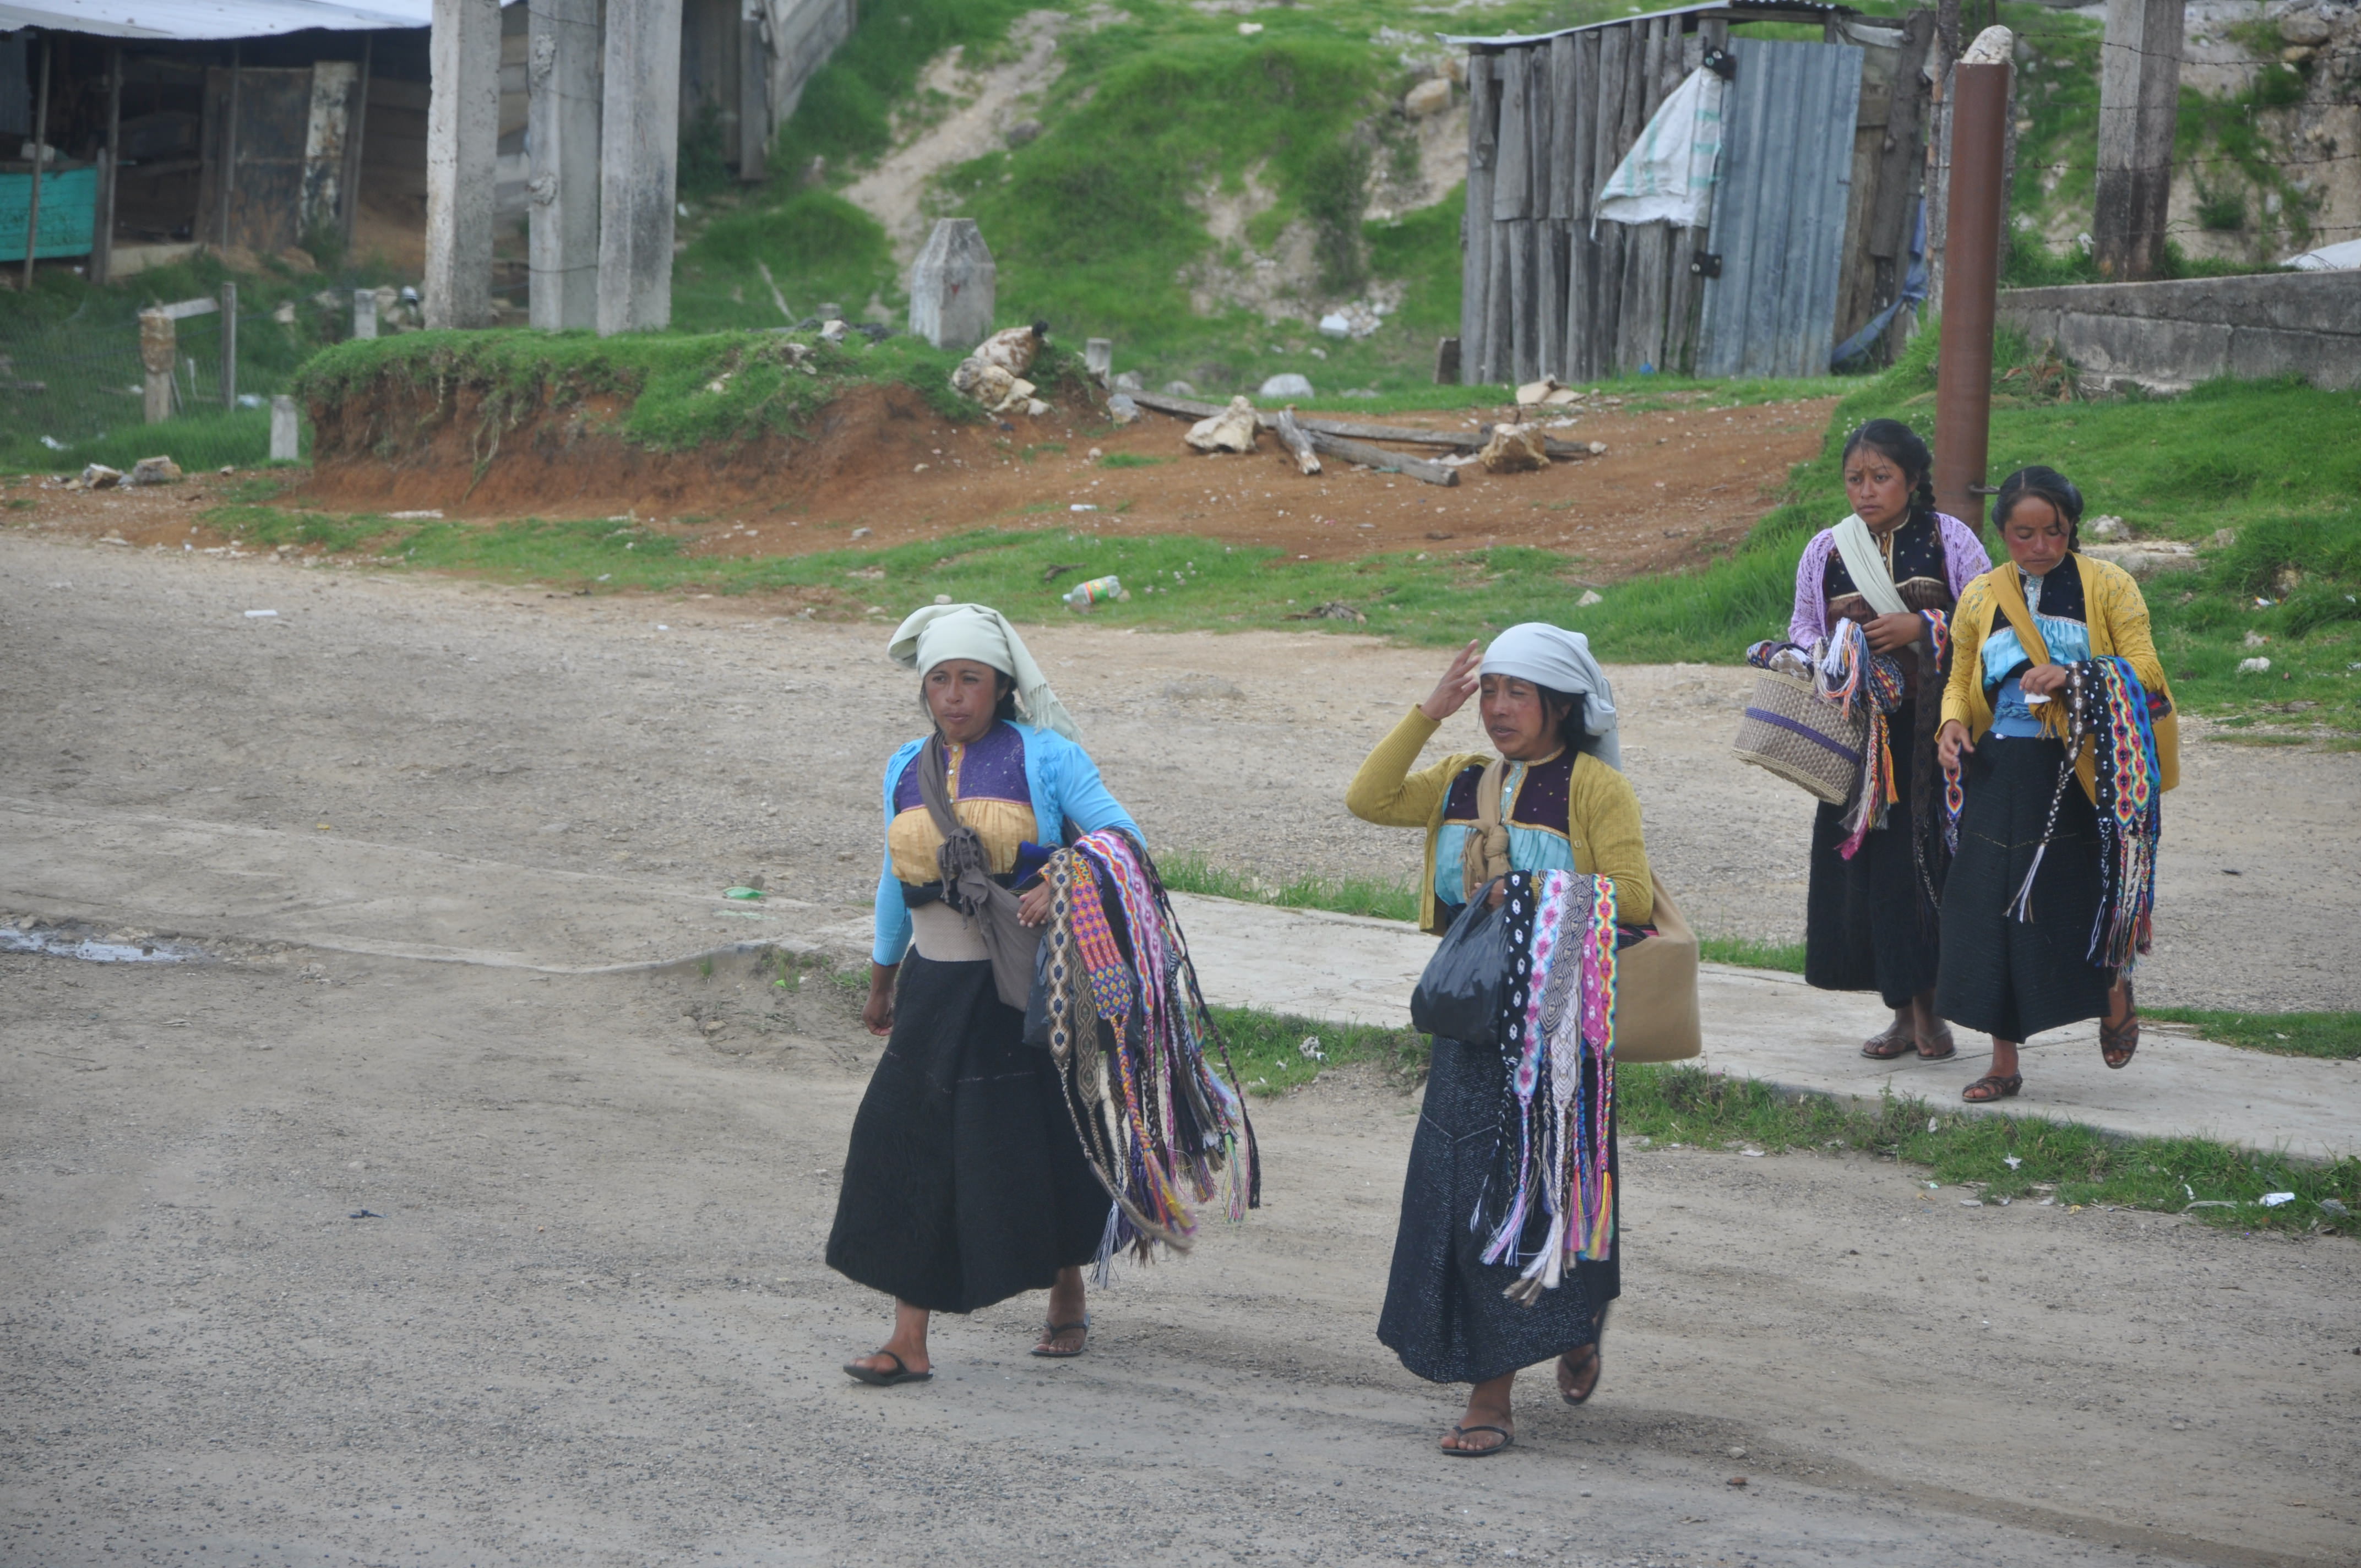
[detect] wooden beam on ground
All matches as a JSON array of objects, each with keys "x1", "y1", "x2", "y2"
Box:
[
  {"x1": 1274, "y1": 409, "x2": 1321, "y2": 475},
  {"x1": 1127, "y1": 390, "x2": 1593, "y2": 464},
  {"x1": 1303, "y1": 429, "x2": 1459, "y2": 487}
]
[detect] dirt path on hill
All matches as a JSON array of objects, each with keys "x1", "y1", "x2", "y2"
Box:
[{"x1": 3, "y1": 531, "x2": 2357, "y2": 1566}]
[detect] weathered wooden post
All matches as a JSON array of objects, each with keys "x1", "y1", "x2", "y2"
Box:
[
  {"x1": 1933, "y1": 35, "x2": 2011, "y2": 527},
  {"x1": 2092, "y1": 0, "x2": 2185, "y2": 280},
  {"x1": 220, "y1": 282, "x2": 238, "y2": 408},
  {"x1": 907, "y1": 219, "x2": 995, "y2": 350},
  {"x1": 20, "y1": 31, "x2": 49, "y2": 289}
]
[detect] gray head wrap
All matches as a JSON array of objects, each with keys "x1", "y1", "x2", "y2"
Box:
[{"x1": 1480, "y1": 622, "x2": 1622, "y2": 769}]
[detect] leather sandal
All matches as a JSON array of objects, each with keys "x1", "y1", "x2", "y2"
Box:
[
  {"x1": 1442, "y1": 1424, "x2": 1515, "y2": 1457},
  {"x1": 843, "y1": 1349, "x2": 932, "y2": 1386},
  {"x1": 2101, "y1": 980, "x2": 2138, "y2": 1069},
  {"x1": 1962, "y1": 1073, "x2": 2022, "y2": 1103},
  {"x1": 1916, "y1": 1025, "x2": 1957, "y2": 1062},
  {"x1": 1030, "y1": 1316, "x2": 1089, "y2": 1358},
  {"x1": 1861, "y1": 1020, "x2": 1916, "y2": 1059}
]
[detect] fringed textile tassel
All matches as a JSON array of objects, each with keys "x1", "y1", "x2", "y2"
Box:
[{"x1": 2083, "y1": 656, "x2": 2163, "y2": 972}]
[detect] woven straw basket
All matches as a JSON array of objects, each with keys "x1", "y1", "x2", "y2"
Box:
[{"x1": 1732, "y1": 668, "x2": 1865, "y2": 806}]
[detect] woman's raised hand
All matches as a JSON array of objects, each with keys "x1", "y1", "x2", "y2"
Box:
[{"x1": 1419, "y1": 639, "x2": 1484, "y2": 722}]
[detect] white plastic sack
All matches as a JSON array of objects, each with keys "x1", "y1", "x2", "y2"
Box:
[{"x1": 1595, "y1": 67, "x2": 1726, "y2": 231}]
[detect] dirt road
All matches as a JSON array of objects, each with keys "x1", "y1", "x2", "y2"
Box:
[{"x1": 4, "y1": 533, "x2": 2358, "y2": 1566}]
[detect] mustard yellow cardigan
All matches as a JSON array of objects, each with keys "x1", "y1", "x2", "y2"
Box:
[
  {"x1": 1941, "y1": 551, "x2": 2180, "y2": 799},
  {"x1": 1345, "y1": 707, "x2": 1654, "y2": 935}
]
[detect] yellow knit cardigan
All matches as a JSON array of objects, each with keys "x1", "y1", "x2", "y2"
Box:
[
  {"x1": 1345, "y1": 707, "x2": 1655, "y2": 935},
  {"x1": 1941, "y1": 551, "x2": 2181, "y2": 801}
]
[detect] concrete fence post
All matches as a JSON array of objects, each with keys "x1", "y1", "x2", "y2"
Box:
[
  {"x1": 139, "y1": 309, "x2": 176, "y2": 424},
  {"x1": 908, "y1": 219, "x2": 995, "y2": 350},
  {"x1": 529, "y1": 0, "x2": 602, "y2": 330},
  {"x1": 596, "y1": 0, "x2": 683, "y2": 335},
  {"x1": 1084, "y1": 338, "x2": 1112, "y2": 384},
  {"x1": 353, "y1": 288, "x2": 378, "y2": 339},
  {"x1": 269, "y1": 395, "x2": 300, "y2": 461},
  {"x1": 424, "y1": 0, "x2": 500, "y2": 330}
]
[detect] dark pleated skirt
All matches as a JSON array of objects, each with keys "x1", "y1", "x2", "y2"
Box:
[
  {"x1": 1805, "y1": 699, "x2": 1941, "y2": 1009},
  {"x1": 1377, "y1": 1035, "x2": 1617, "y2": 1387},
  {"x1": 1936, "y1": 736, "x2": 2115, "y2": 1042},
  {"x1": 825, "y1": 954, "x2": 1111, "y2": 1314}
]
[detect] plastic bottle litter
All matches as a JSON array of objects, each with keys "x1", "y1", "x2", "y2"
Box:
[
  {"x1": 723, "y1": 887, "x2": 764, "y2": 901},
  {"x1": 1062, "y1": 574, "x2": 1128, "y2": 610}
]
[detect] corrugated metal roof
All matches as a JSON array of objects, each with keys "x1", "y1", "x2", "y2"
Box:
[
  {"x1": 0, "y1": 0, "x2": 428, "y2": 40},
  {"x1": 1443, "y1": 0, "x2": 1854, "y2": 48}
]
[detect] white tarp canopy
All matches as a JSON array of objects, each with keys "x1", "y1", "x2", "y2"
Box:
[
  {"x1": 1595, "y1": 66, "x2": 1727, "y2": 230},
  {"x1": 2282, "y1": 237, "x2": 2361, "y2": 271},
  {"x1": 0, "y1": 0, "x2": 427, "y2": 40}
]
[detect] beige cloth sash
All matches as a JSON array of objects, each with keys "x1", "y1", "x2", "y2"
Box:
[
  {"x1": 909, "y1": 901, "x2": 993, "y2": 963},
  {"x1": 1832, "y1": 514, "x2": 1912, "y2": 619}
]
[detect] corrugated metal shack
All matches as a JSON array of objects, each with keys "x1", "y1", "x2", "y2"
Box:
[{"x1": 1449, "y1": 1, "x2": 1936, "y2": 384}]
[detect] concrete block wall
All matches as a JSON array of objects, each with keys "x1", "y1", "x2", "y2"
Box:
[
  {"x1": 1996, "y1": 271, "x2": 2360, "y2": 393},
  {"x1": 763, "y1": 0, "x2": 857, "y2": 132}
]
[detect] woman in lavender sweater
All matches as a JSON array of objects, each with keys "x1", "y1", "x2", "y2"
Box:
[{"x1": 1789, "y1": 420, "x2": 1990, "y2": 1061}]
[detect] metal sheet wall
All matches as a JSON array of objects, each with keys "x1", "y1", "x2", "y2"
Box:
[
  {"x1": 1694, "y1": 36, "x2": 1863, "y2": 379},
  {"x1": 1460, "y1": 20, "x2": 1880, "y2": 384}
]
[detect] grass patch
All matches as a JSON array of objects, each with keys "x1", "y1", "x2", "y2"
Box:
[
  {"x1": 1623, "y1": 1066, "x2": 2358, "y2": 1235},
  {"x1": 1697, "y1": 936, "x2": 1807, "y2": 973},
  {"x1": 1205, "y1": 1004, "x2": 2357, "y2": 1235},
  {"x1": 1098, "y1": 452, "x2": 1166, "y2": 469},
  {"x1": 1160, "y1": 851, "x2": 1418, "y2": 923},
  {"x1": 2143, "y1": 1008, "x2": 2361, "y2": 1061}
]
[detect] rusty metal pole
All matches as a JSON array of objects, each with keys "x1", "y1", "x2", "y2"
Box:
[{"x1": 1933, "y1": 57, "x2": 2009, "y2": 530}]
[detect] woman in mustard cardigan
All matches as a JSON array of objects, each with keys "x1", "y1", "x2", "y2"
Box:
[
  {"x1": 1347, "y1": 624, "x2": 1652, "y2": 1457},
  {"x1": 1936, "y1": 468, "x2": 2178, "y2": 1102}
]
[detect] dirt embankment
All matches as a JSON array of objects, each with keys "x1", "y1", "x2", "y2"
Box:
[{"x1": 294, "y1": 370, "x2": 1838, "y2": 576}]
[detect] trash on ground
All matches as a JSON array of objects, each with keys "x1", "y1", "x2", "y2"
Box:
[
  {"x1": 2260, "y1": 1191, "x2": 2297, "y2": 1207},
  {"x1": 722, "y1": 887, "x2": 764, "y2": 901},
  {"x1": 2237, "y1": 657, "x2": 2272, "y2": 674},
  {"x1": 1298, "y1": 1036, "x2": 1325, "y2": 1061},
  {"x1": 2005, "y1": 1155, "x2": 2022, "y2": 1168},
  {"x1": 349, "y1": 1210, "x2": 383, "y2": 1219},
  {"x1": 1063, "y1": 574, "x2": 1127, "y2": 610},
  {"x1": 1479, "y1": 423, "x2": 1548, "y2": 473},
  {"x1": 127, "y1": 455, "x2": 183, "y2": 486},
  {"x1": 244, "y1": 608, "x2": 279, "y2": 618}
]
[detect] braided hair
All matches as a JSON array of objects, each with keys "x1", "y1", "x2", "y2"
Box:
[
  {"x1": 1990, "y1": 465, "x2": 2086, "y2": 551},
  {"x1": 1841, "y1": 418, "x2": 1938, "y2": 529}
]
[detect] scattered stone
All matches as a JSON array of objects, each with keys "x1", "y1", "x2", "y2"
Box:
[
  {"x1": 79, "y1": 463, "x2": 122, "y2": 489},
  {"x1": 1479, "y1": 423, "x2": 1548, "y2": 473},
  {"x1": 975, "y1": 322, "x2": 1047, "y2": 377},
  {"x1": 127, "y1": 456, "x2": 183, "y2": 486},
  {"x1": 1186, "y1": 396, "x2": 1261, "y2": 454},
  {"x1": 2085, "y1": 514, "x2": 2129, "y2": 541},
  {"x1": 1403, "y1": 76, "x2": 1454, "y2": 118},
  {"x1": 2273, "y1": 564, "x2": 2304, "y2": 596},
  {"x1": 1113, "y1": 369, "x2": 1144, "y2": 391},
  {"x1": 2238, "y1": 656, "x2": 2272, "y2": 674},
  {"x1": 1106, "y1": 393, "x2": 1141, "y2": 424},
  {"x1": 1577, "y1": 589, "x2": 1604, "y2": 607},
  {"x1": 2245, "y1": 629, "x2": 2270, "y2": 648},
  {"x1": 1258, "y1": 372, "x2": 1315, "y2": 399},
  {"x1": 1162, "y1": 380, "x2": 1197, "y2": 397},
  {"x1": 1318, "y1": 313, "x2": 1353, "y2": 339},
  {"x1": 1289, "y1": 601, "x2": 1367, "y2": 624},
  {"x1": 2279, "y1": 11, "x2": 2332, "y2": 46},
  {"x1": 1005, "y1": 118, "x2": 1042, "y2": 147},
  {"x1": 2080, "y1": 541, "x2": 2194, "y2": 580}
]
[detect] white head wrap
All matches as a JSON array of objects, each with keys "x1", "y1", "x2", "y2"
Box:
[
  {"x1": 888, "y1": 603, "x2": 1082, "y2": 742},
  {"x1": 1480, "y1": 623, "x2": 1621, "y2": 770}
]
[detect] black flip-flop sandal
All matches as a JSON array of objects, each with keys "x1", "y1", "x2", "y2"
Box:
[
  {"x1": 1559, "y1": 1305, "x2": 1607, "y2": 1406},
  {"x1": 843, "y1": 1349, "x2": 932, "y2": 1387},
  {"x1": 1030, "y1": 1316, "x2": 1090, "y2": 1358},
  {"x1": 1443, "y1": 1424, "x2": 1515, "y2": 1457},
  {"x1": 1916, "y1": 1026, "x2": 1957, "y2": 1062},
  {"x1": 1861, "y1": 1022, "x2": 1916, "y2": 1060}
]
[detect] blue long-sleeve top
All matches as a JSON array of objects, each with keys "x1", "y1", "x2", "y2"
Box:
[{"x1": 871, "y1": 722, "x2": 1139, "y2": 966}]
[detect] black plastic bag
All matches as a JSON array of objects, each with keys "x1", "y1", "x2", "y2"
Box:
[{"x1": 1410, "y1": 880, "x2": 1509, "y2": 1046}]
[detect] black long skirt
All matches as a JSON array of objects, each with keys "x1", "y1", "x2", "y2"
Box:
[
  {"x1": 1377, "y1": 1035, "x2": 1617, "y2": 1386},
  {"x1": 1936, "y1": 736, "x2": 2115, "y2": 1042},
  {"x1": 825, "y1": 954, "x2": 1111, "y2": 1314},
  {"x1": 1804, "y1": 699, "x2": 1941, "y2": 1009}
]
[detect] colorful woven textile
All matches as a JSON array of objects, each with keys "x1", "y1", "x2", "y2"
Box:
[
  {"x1": 1468, "y1": 870, "x2": 1620, "y2": 1304},
  {"x1": 1042, "y1": 831, "x2": 1258, "y2": 1267},
  {"x1": 2006, "y1": 656, "x2": 2162, "y2": 973},
  {"x1": 2081, "y1": 656, "x2": 2162, "y2": 969},
  {"x1": 1815, "y1": 611, "x2": 1954, "y2": 868}
]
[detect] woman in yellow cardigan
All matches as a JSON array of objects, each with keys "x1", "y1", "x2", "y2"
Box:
[
  {"x1": 1936, "y1": 467, "x2": 2178, "y2": 1102},
  {"x1": 1347, "y1": 624, "x2": 1652, "y2": 1457}
]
